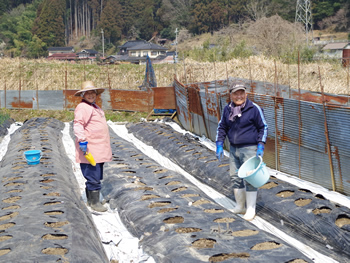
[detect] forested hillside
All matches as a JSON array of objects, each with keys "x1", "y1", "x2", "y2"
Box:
[{"x1": 0, "y1": 0, "x2": 349, "y2": 58}]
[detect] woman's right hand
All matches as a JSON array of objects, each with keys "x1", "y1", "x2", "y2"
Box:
[{"x1": 79, "y1": 141, "x2": 88, "y2": 155}]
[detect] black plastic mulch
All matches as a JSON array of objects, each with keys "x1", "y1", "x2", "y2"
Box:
[
  {"x1": 126, "y1": 121, "x2": 350, "y2": 263},
  {"x1": 0, "y1": 118, "x2": 108, "y2": 262},
  {"x1": 0, "y1": 118, "x2": 14, "y2": 139},
  {"x1": 101, "y1": 125, "x2": 312, "y2": 263}
]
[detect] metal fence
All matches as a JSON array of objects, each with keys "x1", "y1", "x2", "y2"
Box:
[
  {"x1": 174, "y1": 77, "x2": 350, "y2": 196},
  {"x1": 0, "y1": 87, "x2": 175, "y2": 113}
]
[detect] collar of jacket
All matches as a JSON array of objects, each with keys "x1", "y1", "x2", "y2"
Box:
[
  {"x1": 82, "y1": 99, "x2": 98, "y2": 109},
  {"x1": 230, "y1": 98, "x2": 252, "y2": 111}
]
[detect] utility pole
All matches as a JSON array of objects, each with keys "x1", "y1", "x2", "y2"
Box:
[
  {"x1": 175, "y1": 28, "x2": 178, "y2": 63},
  {"x1": 101, "y1": 29, "x2": 104, "y2": 58},
  {"x1": 295, "y1": 0, "x2": 313, "y2": 46}
]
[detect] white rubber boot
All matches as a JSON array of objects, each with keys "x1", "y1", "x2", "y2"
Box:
[
  {"x1": 230, "y1": 188, "x2": 246, "y2": 214},
  {"x1": 243, "y1": 191, "x2": 258, "y2": 221}
]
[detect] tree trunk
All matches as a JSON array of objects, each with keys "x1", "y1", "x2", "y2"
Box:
[
  {"x1": 75, "y1": 0, "x2": 78, "y2": 38},
  {"x1": 70, "y1": 0, "x2": 73, "y2": 41}
]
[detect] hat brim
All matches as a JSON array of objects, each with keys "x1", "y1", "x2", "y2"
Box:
[
  {"x1": 74, "y1": 87, "x2": 105, "y2": 97},
  {"x1": 230, "y1": 87, "x2": 246, "y2": 93}
]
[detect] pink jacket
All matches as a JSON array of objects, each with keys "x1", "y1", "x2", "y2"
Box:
[{"x1": 73, "y1": 102, "x2": 112, "y2": 164}]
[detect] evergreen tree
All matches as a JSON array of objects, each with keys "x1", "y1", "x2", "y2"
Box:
[
  {"x1": 27, "y1": 34, "x2": 47, "y2": 57},
  {"x1": 190, "y1": 0, "x2": 248, "y2": 34},
  {"x1": 136, "y1": 3, "x2": 156, "y2": 40},
  {"x1": 32, "y1": 0, "x2": 65, "y2": 47},
  {"x1": 99, "y1": 0, "x2": 123, "y2": 43},
  {"x1": 0, "y1": 2, "x2": 39, "y2": 56},
  {"x1": 118, "y1": 0, "x2": 134, "y2": 38},
  {"x1": 190, "y1": 1, "x2": 210, "y2": 34}
]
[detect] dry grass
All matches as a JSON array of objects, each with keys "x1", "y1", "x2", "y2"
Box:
[
  {"x1": 0, "y1": 56, "x2": 349, "y2": 95},
  {"x1": 177, "y1": 56, "x2": 350, "y2": 95}
]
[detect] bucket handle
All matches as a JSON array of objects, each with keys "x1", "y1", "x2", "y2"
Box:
[{"x1": 257, "y1": 156, "x2": 267, "y2": 167}]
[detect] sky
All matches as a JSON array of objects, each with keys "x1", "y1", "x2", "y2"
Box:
[{"x1": 1, "y1": 120, "x2": 350, "y2": 263}]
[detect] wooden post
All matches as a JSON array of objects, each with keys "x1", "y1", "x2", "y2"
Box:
[
  {"x1": 319, "y1": 66, "x2": 336, "y2": 191},
  {"x1": 64, "y1": 62, "x2": 68, "y2": 110},
  {"x1": 298, "y1": 52, "x2": 301, "y2": 178},
  {"x1": 274, "y1": 60, "x2": 279, "y2": 171}
]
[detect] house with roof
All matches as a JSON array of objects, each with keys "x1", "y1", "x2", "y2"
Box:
[
  {"x1": 114, "y1": 40, "x2": 168, "y2": 64},
  {"x1": 47, "y1": 47, "x2": 100, "y2": 62},
  {"x1": 46, "y1": 53, "x2": 77, "y2": 61},
  {"x1": 76, "y1": 49, "x2": 99, "y2": 59},
  {"x1": 47, "y1": 46, "x2": 75, "y2": 56},
  {"x1": 118, "y1": 40, "x2": 148, "y2": 55},
  {"x1": 322, "y1": 42, "x2": 350, "y2": 59}
]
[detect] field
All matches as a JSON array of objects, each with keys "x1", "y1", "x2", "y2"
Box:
[
  {"x1": 0, "y1": 55, "x2": 349, "y2": 96},
  {"x1": 0, "y1": 108, "x2": 148, "y2": 123}
]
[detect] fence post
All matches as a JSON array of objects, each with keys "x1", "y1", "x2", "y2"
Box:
[
  {"x1": 183, "y1": 54, "x2": 187, "y2": 84},
  {"x1": 298, "y1": 52, "x2": 301, "y2": 178},
  {"x1": 249, "y1": 58, "x2": 252, "y2": 86},
  {"x1": 274, "y1": 60, "x2": 279, "y2": 171},
  {"x1": 319, "y1": 66, "x2": 336, "y2": 191},
  {"x1": 225, "y1": 63, "x2": 229, "y2": 92},
  {"x1": 107, "y1": 64, "x2": 111, "y2": 90},
  {"x1": 4, "y1": 79, "x2": 6, "y2": 109},
  {"x1": 64, "y1": 62, "x2": 67, "y2": 110},
  {"x1": 347, "y1": 63, "x2": 349, "y2": 105},
  {"x1": 19, "y1": 58, "x2": 21, "y2": 109}
]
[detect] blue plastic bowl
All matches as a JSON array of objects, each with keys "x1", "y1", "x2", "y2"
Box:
[{"x1": 24, "y1": 150, "x2": 42, "y2": 165}]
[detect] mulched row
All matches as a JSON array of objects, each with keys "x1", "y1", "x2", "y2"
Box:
[
  {"x1": 0, "y1": 118, "x2": 108, "y2": 262},
  {"x1": 126, "y1": 121, "x2": 350, "y2": 263},
  {"x1": 101, "y1": 123, "x2": 311, "y2": 263}
]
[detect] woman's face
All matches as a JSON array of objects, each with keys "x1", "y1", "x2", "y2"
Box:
[
  {"x1": 83, "y1": 90, "x2": 97, "y2": 103},
  {"x1": 230, "y1": 89, "x2": 247, "y2": 106}
]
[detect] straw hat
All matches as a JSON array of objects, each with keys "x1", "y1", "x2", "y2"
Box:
[{"x1": 74, "y1": 81, "x2": 105, "y2": 97}]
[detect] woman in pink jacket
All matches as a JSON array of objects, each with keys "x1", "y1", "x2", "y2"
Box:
[{"x1": 73, "y1": 81, "x2": 112, "y2": 212}]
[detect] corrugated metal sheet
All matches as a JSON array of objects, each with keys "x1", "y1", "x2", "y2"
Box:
[
  {"x1": 174, "y1": 78, "x2": 191, "y2": 131},
  {"x1": 326, "y1": 106, "x2": 350, "y2": 193},
  {"x1": 109, "y1": 89, "x2": 152, "y2": 112},
  {"x1": 0, "y1": 88, "x2": 171, "y2": 113},
  {"x1": 175, "y1": 77, "x2": 350, "y2": 195},
  {"x1": 249, "y1": 94, "x2": 277, "y2": 170},
  {"x1": 322, "y1": 42, "x2": 349, "y2": 50},
  {"x1": 153, "y1": 87, "x2": 176, "y2": 109}
]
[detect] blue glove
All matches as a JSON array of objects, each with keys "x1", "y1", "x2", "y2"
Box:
[
  {"x1": 256, "y1": 142, "x2": 264, "y2": 158},
  {"x1": 79, "y1": 141, "x2": 88, "y2": 155},
  {"x1": 216, "y1": 141, "x2": 224, "y2": 161}
]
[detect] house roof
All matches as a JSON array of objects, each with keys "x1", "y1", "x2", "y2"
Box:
[
  {"x1": 322, "y1": 42, "x2": 350, "y2": 50},
  {"x1": 109, "y1": 54, "x2": 167, "y2": 63},
  {"x1": 48, "y1": 46, "x2": 74, "y2": 51},
  {"x1": 47, "y1": 53, "x2": 77, "y2": 60},
  {"x1": 127, "y1": 42, "x2": 168, "y2": 51},
  {"x1": 79, "y1": 49, "x2": 98, "y2": 54},
  {"x1": 118, "y1": 40, "x2": 148, "y2": 49}
]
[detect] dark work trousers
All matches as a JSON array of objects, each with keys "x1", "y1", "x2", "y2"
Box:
[{"x1": 80, "y1": 163, "x2": 104, "y2": 191}]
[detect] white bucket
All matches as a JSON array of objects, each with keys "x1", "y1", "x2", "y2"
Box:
[{"x1": 238, "y1": 156, "x2": 270, "y2": 188}]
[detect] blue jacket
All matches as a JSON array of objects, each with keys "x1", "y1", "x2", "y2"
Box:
[{"x1": 216, "y1": 99, "x2": 268, "y2": 148}]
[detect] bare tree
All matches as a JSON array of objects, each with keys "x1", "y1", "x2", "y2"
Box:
[
  {"x1": 246, "y1": 15, "x2": 305, "y2": 57},
  {"x1": 245, "y1": 0, "x2": 268, "y2": 21}
]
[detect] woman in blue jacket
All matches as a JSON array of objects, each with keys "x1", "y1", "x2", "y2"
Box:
[{"x1": 216, "y1": 83, "x2": 268, "y2": 220}]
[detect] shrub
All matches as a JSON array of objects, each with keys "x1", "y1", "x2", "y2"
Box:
[{"x1": 0, "y1": 110, "x2": 10, "y2": 125}]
